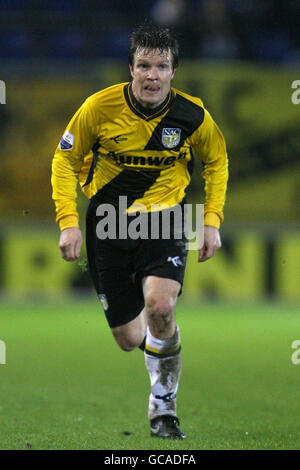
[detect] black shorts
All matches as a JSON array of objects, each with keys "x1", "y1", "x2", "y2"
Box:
[{"x1": 86, "y1": 197, "x2": 188, "y2": 328}]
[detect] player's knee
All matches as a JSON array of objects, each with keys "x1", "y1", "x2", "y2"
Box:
[
  {"x1": 112, "y1": 327, "x2": 143, "y2": 352},
  {"x1": 145, "y1": 293, "x2": 175, "y2": 334},
  {"x1": 145, "y1": 291, "x2": 175, "y2": 316}
]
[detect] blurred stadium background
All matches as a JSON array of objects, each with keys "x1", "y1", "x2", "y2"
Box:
[
  {"x1": 0, "y1": 0, "x2": 300, "y2": 450},
  {"x1": 0, "y1": 0, "x2": 299, "y2": 303}
]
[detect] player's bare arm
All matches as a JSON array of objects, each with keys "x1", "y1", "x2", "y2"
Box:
[
  {"x1": 59, "y1": 226, "x2": 82, "y2": 261},
  {"x1": 198, "y1": 225, "x2": 222, "y2": 262}
]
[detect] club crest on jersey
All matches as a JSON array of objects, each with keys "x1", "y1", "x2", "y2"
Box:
[
  {"x1": 161, "y1": 128, "x2": 181, "y2": 149},
  {"x1": 60, "y1": 130, "x2": 74, "y2": 151}
]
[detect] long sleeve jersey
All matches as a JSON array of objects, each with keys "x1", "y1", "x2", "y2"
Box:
[{"x1": 51, "y1": 82, "x2": 228, "y2": 231}]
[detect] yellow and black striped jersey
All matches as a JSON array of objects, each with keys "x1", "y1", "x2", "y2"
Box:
[{"x1": 51, "y1": 82, "x2": 228, "y2": 231}]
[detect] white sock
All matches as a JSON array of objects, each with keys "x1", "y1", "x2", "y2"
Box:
[{"x1": 144, "y1": 325, "x2": 182, "y2": 420}]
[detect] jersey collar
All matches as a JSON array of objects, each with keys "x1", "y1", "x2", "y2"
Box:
[{"x1": 124, "y1": 83, "x2": 175, "y2": 121}]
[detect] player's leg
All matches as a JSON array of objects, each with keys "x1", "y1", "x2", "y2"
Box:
[
  {"x1": 86, "y1": 198, "x2": 146, "y2": 347},
  {"x1": 143, "y1": 276, "x2": 179, "y2": 339},
  {"x1": 142, "y1": 275, "x2": 185, "y2": 439},
  {"x1": 110, "y1": 273, "x2": 180, "y2": 350},
  {"x1": 110, "y1": 307, "x2": 146, "y2": 352}
]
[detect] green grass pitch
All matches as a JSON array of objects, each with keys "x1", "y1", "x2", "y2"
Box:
[{"x1": 0, "y1": 297, "x2": 299, "y2": 450}]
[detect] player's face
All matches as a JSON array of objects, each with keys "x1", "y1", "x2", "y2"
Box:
[{"x1": 129, "y1": 48, "x2": 176, "y2": 109}]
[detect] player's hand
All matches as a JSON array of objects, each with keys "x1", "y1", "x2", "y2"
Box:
[
  {"x1": 59, "y1": 227, "x2": 82, "y2": 261},
  {"x1": 198, "y1": 225, "x2": 221, "y2": 262}
]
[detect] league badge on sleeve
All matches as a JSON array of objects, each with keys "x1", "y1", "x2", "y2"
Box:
[
  {"x1": 60, "y1": 130, "x2": 74, "y2": 151},
  {"x1": 162, "y1": 128, "x2": 181, "y2": 149}
]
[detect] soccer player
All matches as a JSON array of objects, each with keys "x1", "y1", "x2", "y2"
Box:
[{"x1": 51, "y1": 24, "x2": 228, "y2": 439}]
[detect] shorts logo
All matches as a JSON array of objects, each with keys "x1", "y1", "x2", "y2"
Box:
[
  {"x1": 161, "y1": 128, "x2": 181, "y2": 149},
  {"x1": 60, "y1": 130, "x2": 74, "y2": 151},
  {"x1": 99, "y1": 294, "x2": 109, "y2": 311},
  {"x1": 167, "y1": 256, "x2": 183, "y2": 267}
]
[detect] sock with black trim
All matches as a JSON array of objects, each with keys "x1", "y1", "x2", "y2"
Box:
[{"x1": 144, "y1": 325, "x2": 182, "y2": 420}]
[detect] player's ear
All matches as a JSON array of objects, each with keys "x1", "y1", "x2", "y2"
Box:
[
  {"x1": 129, "y1": 64, "x2": 134, "y2": 79},
  {"x1": 171, "y1": 68, "x2": 177, "y2": 80}
]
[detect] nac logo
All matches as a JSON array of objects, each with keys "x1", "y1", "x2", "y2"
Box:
[
  {"x1": 0, "y1": 340, "x2": 6, "y2": 364},
  {"x1": 0, "y1": 80, "x2": 6, "y2": 104},
  {"x1": 161, "y1": 128, "x2": 181, "y2": 149}
]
